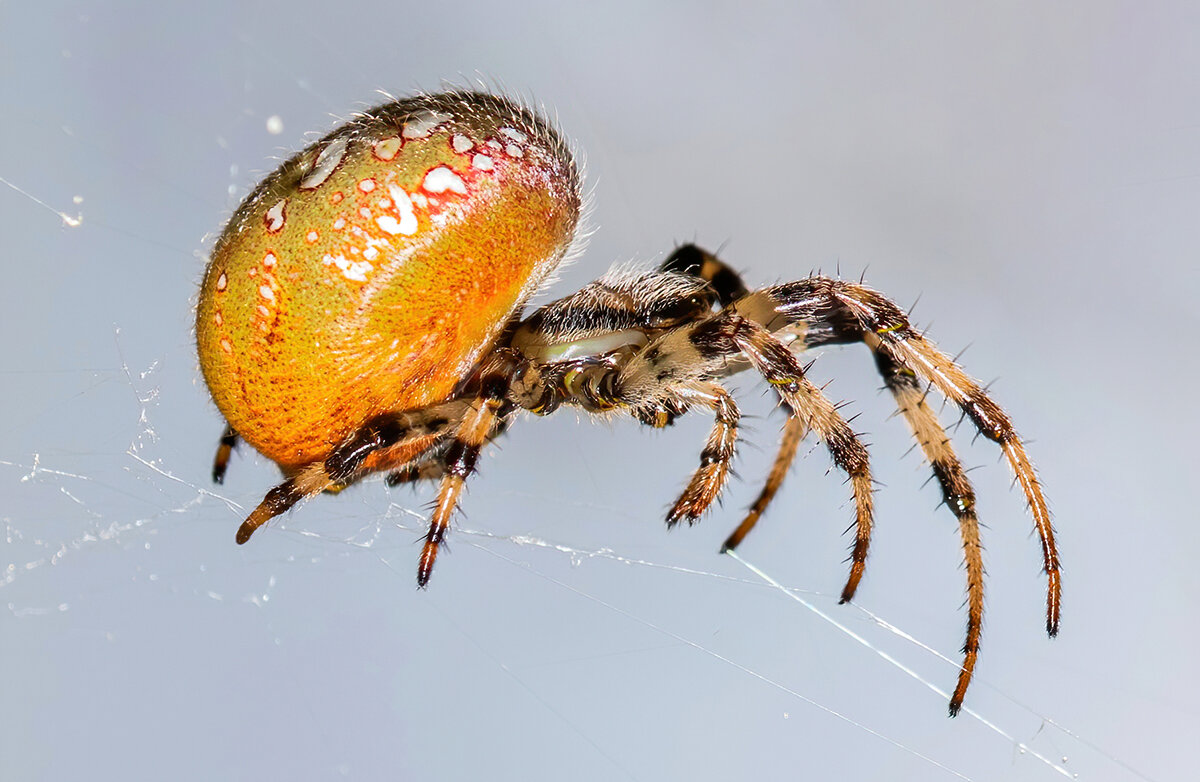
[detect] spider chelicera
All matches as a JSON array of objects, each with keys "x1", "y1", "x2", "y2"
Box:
[{"x1": 196, "y1": 90, "x2": 1060, "y2": 715}]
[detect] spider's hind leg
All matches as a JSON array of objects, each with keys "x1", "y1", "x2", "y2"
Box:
[
  {"x1": 233, "y1": 402, "x2": 469, "y2": 545},
  {"x1": 211, "y1": 425, "x2": 239, "y2": 484}
]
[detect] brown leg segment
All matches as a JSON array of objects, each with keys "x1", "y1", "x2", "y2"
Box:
[
  {"x1": 868, "y1": 334, "x2": 984, "y2": 716},
  {"x1": 234, "y1": 419, "x2": 449, "y2": 544},
  {"x1": 721, "y1": 412, "x2": 807, "y2": 553},
  {"x1": 831, "y1": 284, "x2": 1060, "y2": 639},
  {"x1": 664, "y1": 382, "x2": 741, "y2": 525},
  {"x1": 212, "y1": 425, "x2": 238, "y2": 484},
  {"x1": 723, "y1": 316, "x2": 876, "y2": 603},
  {"x1": 414, "y1": 360, "x2": 519, "y2": 587},
  {"x1": 416, "y1": 396, "x2": 503, "y2": 587}
]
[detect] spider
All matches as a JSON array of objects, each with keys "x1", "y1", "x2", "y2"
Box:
[{"x1": 196, "y1": 90, "x2": 1060, "y2": 716}]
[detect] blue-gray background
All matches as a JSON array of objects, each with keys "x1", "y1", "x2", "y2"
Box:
[{"x1": 3, "y1": 2, "x2": 1196, "y2": 780}]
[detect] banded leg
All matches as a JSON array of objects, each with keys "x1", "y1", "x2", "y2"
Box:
[
  {"x1": 721, "y1": 413, "x2": 807, "y2": 553},
  {"x1": 875, "y1": 329, "x2": 1059, "y2": 638},
  {"x1": 234, "y1": 403, "x2": 470, "y2": 544},
  {"x1": 416, "y1": 370, "x2": 513, "y2": 587},
  {"x1": 700, "y1": 314, "x2": 875, "y2": 602},
  {"x1": 762, "y1": 276, "x2": 1058, "y2": 713},
  {"x1": 734, "y1": 321, "x2": 875, "y2": 602},
  {"x1": 660, "y1": 243, "x2": 749, "y2": 306},
  {"x1": 868, "y1": 334, "x2": 984, "y2": 716},
  {"x1": 385, "y1": 418, "x2": 511, "y2": 487},
  {"x1": 663, "y1": 382, "x2": 741, "y2": 525},
  {"x1": 817, "y1": 281, "x2": 1061, "y2": 638},
  {"x1": 660, "y1": 245, "x2": 807, "y2": 545},
  {"x1": 212, "y1": 425, "x2": 239, "y2": 484},
  {"x1": 235, "y1": 430, "x2": 445, "y2": 544}
]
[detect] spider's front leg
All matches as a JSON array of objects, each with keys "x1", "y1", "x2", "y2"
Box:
[
  {"x1": 658, "y1": 245, "x2": 810, "y2": 550},
  {"x1": 617, "y1": 310, "x2": 875, "y2": 582},
  {"x1": 663, "y1": 382, "x2": 741, "y2": 525},
  {"x1": 752, "y1": 274, "x2": 1059, "y2": 715}
]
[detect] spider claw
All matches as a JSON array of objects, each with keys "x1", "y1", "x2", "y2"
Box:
[{"x1": 417, "y1": 541, "x2": 438, "y2": 588}]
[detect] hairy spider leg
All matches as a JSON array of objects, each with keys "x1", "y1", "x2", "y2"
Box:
[
  {"x1": 658, "y1": 245, "x2": 808, "y2": 550},
  {"x1": 386, "y1": 417, "x2": 512, "y2": 487},
  {"x1": 711, "y1": 314, "x2": 876, "y2": 602},
  {"x1": 664, "y1": 382, "x2": 741, "y2": 524},
  {"x1": 211, "y1": 425, "x2": 239, "y2": 484},
  {"x1": 233, "y1": 403, "x2": 470, "y2": 544},
  {"x1": 416, "y1": 362, "x2": 516, "y2": 587},
  {"x1": 813, "y1": 279, "x2": 1057, "y2": 635},
  {"x1": 762, "y1": 275, "x2": 1058, "y2": 714},
  {"x1": 869, "y1": 337, "x2": 984, "y2": 716}
]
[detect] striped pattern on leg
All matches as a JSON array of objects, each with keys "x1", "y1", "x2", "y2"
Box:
[
  {"x1": 718, "y1": 316, "x2": 875, "y2": 603},
  {"x1": 868, "y1": 333, "x2": 984, "y2": 716},
  {"x1": 664, "y1": 382, "x2": 741, "y2": 525}
]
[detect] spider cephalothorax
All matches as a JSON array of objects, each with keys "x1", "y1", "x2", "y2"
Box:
[{"x1": 196, "y1": 90, "x2": 1059, "y2": 716}]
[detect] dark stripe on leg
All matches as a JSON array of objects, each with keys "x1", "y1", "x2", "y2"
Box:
[
  {"x1": 660, "y1": 244, "x2": 749, "y2": 307},
  {"x1": 870, "y1": 335, "x2": 985, "y2": 716},
  {"x1": 212, "y1": 425, "x2": 238, "y2": 484},
  {"x1": 416, "y1": 360, "x2": 515, "y2": 587},
  {"x1": 664, "y1": 383, "x2": 740, "y2": 526},
  {"x1": 719, "y1": 315, "x2": 876, "y2": 602}
]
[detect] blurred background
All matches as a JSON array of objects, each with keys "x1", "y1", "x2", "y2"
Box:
[{"x1": 3, "y1": 2, "x2": 1197, "y2": 779}]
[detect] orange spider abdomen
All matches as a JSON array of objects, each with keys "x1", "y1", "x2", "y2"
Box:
[{"x1": 196, "y1": 92, "x2": 581, "y2": 471}]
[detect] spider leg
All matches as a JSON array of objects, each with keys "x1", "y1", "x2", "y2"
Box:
[
  {"x1": 664, "y1": 382, "x2": 741, "y2": 525},
  {"x1": 416, "y1": 365, "x2": 515, "y2": 587},
  {"x1": 211, "y1": 425, "x2": 238, "y2": 484},
  {"x1": 869, "y1": 336, "x2": 983, "y2": 716},
  {"x1": 776, "y1": 278, "x2": 1060, "y2": 637},
  {"x1": 385, "y1": 417, "x2": 511, "y2": 487},
  {"x1": 761, "y1": 276, "x2": 1059, "y2": 714},
  {"x1": 233, "y1": 402, "x2": 469, "y2": 544},
  {"x1": 704, "y1": 314, "x2": 875, "y2": 602},
  {"x1": 658, "y1": 245, "x2": 806, "y2": 547},
  {"x1": 720, "y1": 413, "x2": 807, "y2": 552},
  {"x1": 385, "y1": 457, "x2": 447, "y2": 487},
  {"x1": 659, "y1": 243, "x2": 749, "y2": 306}
]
